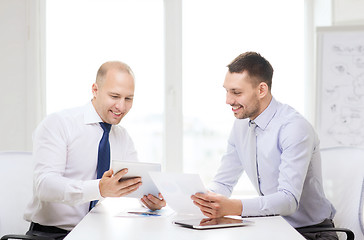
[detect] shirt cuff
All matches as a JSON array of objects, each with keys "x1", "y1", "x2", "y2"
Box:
[
  {"x1": 207, "y1": 182, "x2": 233, "y2": 197},
  {"x1": 241, "y1": 197, "x2": 262, "y2": 216},
  {"x1": 83, "y1": 179, "x2": 102, "y2": 201}
]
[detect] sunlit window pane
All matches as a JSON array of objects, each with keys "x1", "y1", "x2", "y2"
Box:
[
  {"x1": 46, "y1": 0, "x2": 164, "y2": 163},
  {"x1": 182, "y1": 0, "x2": 304, "y2": 195}
]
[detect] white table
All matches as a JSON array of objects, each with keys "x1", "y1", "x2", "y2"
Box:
[{"x1": 65, "y1": 198, "x2": 305, "y2": 240}]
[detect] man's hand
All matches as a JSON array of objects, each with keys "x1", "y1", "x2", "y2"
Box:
[
  {"x1": 141, "y1": 193, "x2": 166, "y2": 211},
  {"x1": 99, "y1": 169, "x2": 142, "y2": 198},
  {"x1": 191, "y1": 191, "x2": 242, "y2": 218}
]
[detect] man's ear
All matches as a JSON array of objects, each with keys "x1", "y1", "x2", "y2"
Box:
[
  {"x1": 92, "y1": 83, "x2": 99, "y2": 98},
  {"x1": 258, "y1": 82, "x2": 269, "y2": 99}
]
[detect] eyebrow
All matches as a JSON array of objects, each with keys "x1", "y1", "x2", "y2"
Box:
[
  {"x1": 108, "y1": 92, "x2": 134, "y2": 98},
  {"x1": 108, "y1": 92, "x2": 120, "y2": 96},
  {"x1": 223, "y1": 86, "x2": 240, "y2": 91},
  {"x1": 223, "y1": 84, "x2": 237, "y2": 90}
]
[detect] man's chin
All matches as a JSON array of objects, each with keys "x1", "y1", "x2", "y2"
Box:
[
  {"x1": 234, "y1": 113, "x2": 248, "y2": 120},
  {"x1": 234, "y1": 114, "x2": 242, "y2": 119}
]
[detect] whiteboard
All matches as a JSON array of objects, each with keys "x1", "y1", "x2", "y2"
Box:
[{"x1": 316, "y1": 26, "x2": 364, "y2": 149}]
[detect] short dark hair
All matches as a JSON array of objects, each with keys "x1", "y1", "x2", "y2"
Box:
[{"x1": 227, "y1": 52, "x2": 273, "y2": 90}]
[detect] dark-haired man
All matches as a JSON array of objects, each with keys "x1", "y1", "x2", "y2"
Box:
[{"x1": 191, "y1": 52, "x2": 337, "y2": 240}]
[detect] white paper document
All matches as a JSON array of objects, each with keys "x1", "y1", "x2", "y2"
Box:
[{"x1": 149, "y1": 172, "x2": 207, "y2": 215}]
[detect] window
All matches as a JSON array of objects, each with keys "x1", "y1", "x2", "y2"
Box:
[
  {"x1": 46, "y1": 0, "x2": 164, "y2": 163},
  {"x1": 182, "y1": 0, "x2": 304, "y2": 195},
  {"x1": 47, "y1": 0, "x2": 304, "y2": 196}
]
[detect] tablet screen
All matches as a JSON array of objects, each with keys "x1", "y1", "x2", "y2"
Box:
[
  {"x1": 111, "y1": 161, "x2": 161, "y2": 198},
  {"x1": 173, "y1": 217, "x2": 254, "y2": 230}
]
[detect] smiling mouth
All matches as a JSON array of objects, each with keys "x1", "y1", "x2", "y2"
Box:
[
  {"x1": 231, "y1": 105, "x2": 242, "y2": 112},
  {"x1": 111, "y1": 110, "x2": 122, "y2": 116}
]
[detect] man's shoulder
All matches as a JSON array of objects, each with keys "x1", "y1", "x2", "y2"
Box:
[
  {"x1": 274, "y1": 103, "x2": 317, "y2": 138},
  {"x1": 39, "y1": 105, "x2": 86, "y2": 128},
  {"x1": 275, "y1": 102, "x2": 307, "y2": 123},
  {"x1": 264, "y1": 102, "x2": 314, "y2": 137}
]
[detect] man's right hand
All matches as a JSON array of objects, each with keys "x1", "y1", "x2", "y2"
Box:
[{"x1": 99, "y1": 168, "x2": 142, "y2": 198}]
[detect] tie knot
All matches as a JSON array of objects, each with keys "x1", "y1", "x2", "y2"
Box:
[
  {"x1": 249, "y1": 120, "x2": 256, "y2": 128},
  {"x1": 99, "y1": 122, "x2": 112, "y2": 133}
]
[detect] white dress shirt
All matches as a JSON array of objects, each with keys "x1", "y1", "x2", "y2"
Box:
[
  {"x1": 24, "y1": 102, "x2": 138, "y2": 230},
  {"x1": 209, "y1": 97, "x2": 335, "y2": 228}
]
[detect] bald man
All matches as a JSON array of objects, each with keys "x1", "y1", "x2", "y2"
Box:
[{"x1": 24, "y1": 61, "x2": 165, "y2": 239}]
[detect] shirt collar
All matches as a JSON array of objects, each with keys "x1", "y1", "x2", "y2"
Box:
[
  {"x1": 252, "y1": 97, "x2": 278, "y2": 130},
  {"x1": 84, "y1": 100, "x2": 103, "y2": 125}
]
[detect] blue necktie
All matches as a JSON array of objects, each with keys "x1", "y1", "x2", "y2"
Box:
[{"x1": 89, "y1": 122, "x2": 112, "y2": 210}]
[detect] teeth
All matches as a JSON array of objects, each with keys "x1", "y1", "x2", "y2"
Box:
[
  {"x1": 112, "y1": 111, "x2": 122, "y2": 116},
  {"x1": 232, "y1": 106, "x2": 241, "y2": 110}
]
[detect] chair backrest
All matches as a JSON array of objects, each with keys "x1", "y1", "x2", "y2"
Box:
[
  {"x1": 0, "y1": 151, "x2": 33, "y2": 236},
  {"x1": 321, "y1": 147, "x2": 364, "y2": 240}
]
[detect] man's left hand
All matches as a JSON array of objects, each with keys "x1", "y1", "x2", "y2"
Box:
[
  {"x1": 191, "y1": 191, "x2": 242, "y2": 218},
  {"x1": 140, "y1": 193, "x2": 166, "y2": 211}
]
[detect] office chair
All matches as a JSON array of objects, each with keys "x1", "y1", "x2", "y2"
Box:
[
  {"x1": 297, "y1": 224, "x2": 354, "y2": 240},
  {"x1": 0, "y1": 152, "x2": 54, "y2": 240},
  {"x1": 298, "y1": 147, "x2": 364, "y2": 240}
]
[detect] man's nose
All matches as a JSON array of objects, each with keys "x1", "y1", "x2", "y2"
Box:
[
  {"x1": 226, "y1": 93, "x2": 234, "y2": 105},
  {"x1": 115, "y1": 99, "x2": 126, "y2": 112}
]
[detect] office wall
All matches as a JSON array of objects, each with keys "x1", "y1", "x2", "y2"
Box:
[
  {"x1": 0, "y1": 0, "x2": 364, "y2": 152},
  {"x1": 0, "y1": 0, "x2": 28, "y2": 151},
  {"x1": 333, "y1": 0, "x2": 364, "y2": 25},
  {"x1": 0, "y1": 0, "x2": 45, "y2": 152}
]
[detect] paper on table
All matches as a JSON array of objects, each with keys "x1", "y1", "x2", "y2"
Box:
[
  {"x1": 114, "y1": 207, "x2": 175, "y2": 218},
  {"x1": 149, "y1": 172, "x2": 207, "y2": 216}
]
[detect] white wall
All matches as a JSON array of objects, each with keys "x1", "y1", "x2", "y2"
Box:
[
  {"x1": 0, "y1": 0, "x2": 28, "y2": 151},
  {"x1": 1, "y1": 0, "x2": 364, "y2": 152},
  {"x1": 0, "y1": 0, "x2": 45, "y2": 152},
  {"x1": 333, "y1": 0, "x2": 364, "y2": 25}
]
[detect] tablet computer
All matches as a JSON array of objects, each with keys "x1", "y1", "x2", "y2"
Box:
[
  {"x1": 111, "y1": 161, "x2": 161, "y2": 198},
  {"x1": 173, "y1": 217, "x2": 254, "y2": 230}
]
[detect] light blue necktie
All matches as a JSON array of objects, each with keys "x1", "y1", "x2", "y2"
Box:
[
  {"x1": 89, "y1": 122, "x2": 112, "y2": 210},
  {"x1": 248, "y1": 120, "x2": 263, "y2": 195}
]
